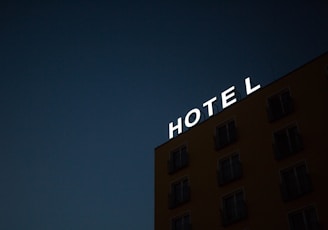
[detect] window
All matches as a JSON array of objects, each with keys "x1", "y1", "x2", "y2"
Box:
[
  {"x1": 171, "y1": 213, "x2": 191, "y2": 230},
  {"x1": 288, "y1": 206, "x2": 320, "y2": 230},
  {"x1": 273, "y1": 125, "x2": 303, "y2": 160},
  {"x1": 280, "y1": 163, "x2": 312, "y2": 201},
  {"x1": 215, "y1": 120, "x2": 237, "y2": 150},
  {"x1": 168, "y1": 145, "x2": 188, "y2": 174},
  {"x1": 267, "y1": 89, "x2": 294, "y2": 121},
  {"x1": 217, "y1": 153, "x2": 242, "y2": 186},
  {"x1": 169, "y1": 178, "x2": 190, "y2": 209},
  {"x1": 221, "y1": 190, "x2": 247, "y2": 226}
]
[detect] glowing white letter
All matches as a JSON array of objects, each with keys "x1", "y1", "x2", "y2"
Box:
[
  {"x1": 221, "y1": 86, "x2": 237, "y2": 109},
  {"x1": 169, "y1": 117, "x2": 183, "y2": 139},
  {"x1": 203, "y1": 96, "x2": 217, "y2": 117},
  {"x1": 245, "y1": 77, "x2": 261, "y2": 95},
  {"x1": 184, "y1": 108, "x2": 201, "y2": 128}
]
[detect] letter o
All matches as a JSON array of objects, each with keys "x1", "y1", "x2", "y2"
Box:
[{"x1": 184, "y1": 108, "x2": 201, "y2": 128}]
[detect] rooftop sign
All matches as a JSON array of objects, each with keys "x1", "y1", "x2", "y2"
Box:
[{"x1": 168, "y1": 77, "x2": 261, "y2": 139}]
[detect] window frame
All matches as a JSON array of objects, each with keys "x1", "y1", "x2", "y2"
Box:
[
  {"x1": 288, "y1": 205, "x2": 320, "y2": 230},
  {"x1": 221, "y1": 188, "x2": 247, "y2": 226},
  {"x1": 273, "y1": 123, "x2": 303, "y2": 160},
  {"x1": 267, "y1": 88, "x2": 294, "y2": 122},
  {"x1": 168, "y1": 145, "x2": 189, "y2": 174},
  {"x1": 214, "y1": 119, "x2": 237, "y2": 150},
  {"x1": 217, "y1": 152, "x2": 242, "y2": 186},
  {"x1": 169, "y1": 177, "x2": 191, "y2": 209},
  {"x1": 171, "y1": 212, "x2": 191, "y2": 230},
  {"x1": 280, "y1": 161, "x2": 312, "y2": 201}
]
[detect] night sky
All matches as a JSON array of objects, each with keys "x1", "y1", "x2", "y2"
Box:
[{"x1": 1, "y1": 0, "x2": 328, "y2": 229}]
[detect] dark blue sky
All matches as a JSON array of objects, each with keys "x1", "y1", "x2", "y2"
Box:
[{"x1": 1, "y1": 1, "x2": 327, "y2": 229}]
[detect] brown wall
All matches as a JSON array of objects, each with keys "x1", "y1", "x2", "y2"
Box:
[{"x1": 155, "y1": 52, "x2": 328, "y2": 230}]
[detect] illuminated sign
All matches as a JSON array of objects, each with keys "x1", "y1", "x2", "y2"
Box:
[{"x1": 168, "y1": 77, "x2": 261, "y2": 139}]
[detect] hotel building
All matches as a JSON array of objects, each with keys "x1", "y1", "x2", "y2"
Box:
[{"x1": 154, "y1": 52, "x2": 328, "y2": 230}]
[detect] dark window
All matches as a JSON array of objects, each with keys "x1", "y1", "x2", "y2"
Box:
[
  {"x1": 172, "y1": 214, "x2": 191, "y2": 230},
  {"x1": 218, "y1": 153, "x2": 242, "y2": 186},
  {"x1": 215, "y1": 120, "x2": 237, "y2": 150},
  {"x1": 289, "y1": 206, "x2": 320, "y2": 230},
  {"x1": 221, "y1": 190, "x2": 247, "y2": 226},
  {"x1": 168, "y1": 146, "x2": 188, "y2": 174},
  {"x1": 169, "y1": 178, "x2": 190, "y2": 209},
  {"x1": 281, "y1": 164, "x2": 312, "y2": 201},
  {"x1": 267, "y1": 89, "x2": 294, "y2": 121},
  {"x1": 273, "y1": 125, "x2": 303, "y2": 160}
]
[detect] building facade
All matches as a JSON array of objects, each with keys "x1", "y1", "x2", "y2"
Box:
[{"x1": 155, "y1": 52, "x2": 328, "y2": 230}]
